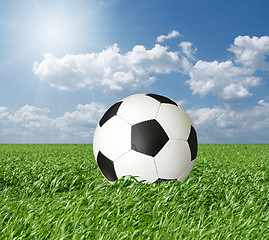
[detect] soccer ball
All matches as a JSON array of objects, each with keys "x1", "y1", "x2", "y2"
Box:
[{"x1": 93, "y1": 93, "x2": 198, "y2": 183}]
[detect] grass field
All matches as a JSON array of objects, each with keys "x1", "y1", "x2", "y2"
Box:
[{"x1": 0, "y1": 144, "x2": 268, "y2": 239}]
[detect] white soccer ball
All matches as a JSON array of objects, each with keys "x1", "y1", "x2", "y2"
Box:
[{"x1": 93, "y1": 93, "x2": 198, "y2": 183}]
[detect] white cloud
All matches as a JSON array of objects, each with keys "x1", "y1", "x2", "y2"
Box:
[
  {"x1": 187, "y1": 100, "x2": 269, "y2": 143},
  {"x1": 126, "y1": 44, "x2": 180, "y2": 74},
  {"x1": 0, "y1": 107, "x2": 8, "y2": 118},
  {"x1": 33, "y1": 44, "x2": 181, "y2": 95},
  {"x1": 0, "y1": 107, "x2": 8, "y2": 112},
  {"x1": 183, "y1": 35, "x2": 269, "y2": 105},
  {"x1": 0, "y1": 103, "x2": 106, "y2": 143},
  {"x1": 176, "y1": 99, "x2": 187, "y2": 106},
  {"x1": 228, "y1": 35, "x2": 269, "y2": 71},
  {"x1": 186, "y1": 60, "x2": 261, "y2": 104},
  {"x1": 57, "y1": 103, "x2": 105, "y2": 130},
  {"x1": 179, "y1": 41, "x2": 196, "y2": 60},
  {"x1": 33, "y1": 33, "x2": 267, "y2": 105},
  {"x1": 156, "y1": 30, "x2": 180, "y2": 43}
]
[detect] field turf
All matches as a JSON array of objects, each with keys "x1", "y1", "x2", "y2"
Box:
[{"x1": 0, "y1": 144, "x2": 268, "y2": 239}]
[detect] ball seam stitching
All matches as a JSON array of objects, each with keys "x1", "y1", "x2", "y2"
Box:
[
  {"x1": 113, "y1": 149, "x2": 131, "y2": 163},
  {"x1": 116, "y1": 114, "x2": 132, "y2": 126},
  {"x1": 170, "y1": 138, "x2": 187, "y2": 141},
  {"x1": 154, "y1": 103, "x2": 162, "y2": 119},
  {"x1": 153, "y1": 157, "x2": 160, "y2": 179}
]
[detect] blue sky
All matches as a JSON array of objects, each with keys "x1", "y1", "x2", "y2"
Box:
[{"x1": 0, "y1": 0, "x2": 269, "y2": 143}]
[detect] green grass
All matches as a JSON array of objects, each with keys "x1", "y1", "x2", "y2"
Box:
[{"x1": 0, "y1": 144, "x2": 268, "y2": 239}]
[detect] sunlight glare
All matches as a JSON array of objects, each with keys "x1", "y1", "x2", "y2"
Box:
[
  {"x1": 19, "y1": 1, "x2": 93, "y2": 56},
  {"x1": 32, "y1": 13, "x2": 77, "y2": 53}
]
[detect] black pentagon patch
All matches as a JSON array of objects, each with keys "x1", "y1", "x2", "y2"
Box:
[
  {"x1": 96, "y1": 151, "x2": 118, "y2": 182},
  {"x1": 146, "y1": 93, "x2": 177, "y2": 106},
  {"x1": 187, "y1": 126, "x2": 198, "y2": 161},
  {"x1": 99, "y1": 101, "x2": 122, "y2": 127},
  {"x1": 131, "y1": 119, "x2": 169, "y2": 157}
]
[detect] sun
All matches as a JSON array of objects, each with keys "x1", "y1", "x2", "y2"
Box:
[
  {"x1": 35, "y1": 15, "x2": 74, "y2": 50},
  {"x1": 16, "y1": 1, "x2": 93, "y2": 55},
  {"x1": 29, "y1": 10, "x2": 79, "y2": 54},
  {"x1": 2, "y1": 1, "x2": 104, "y2": 64}
]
